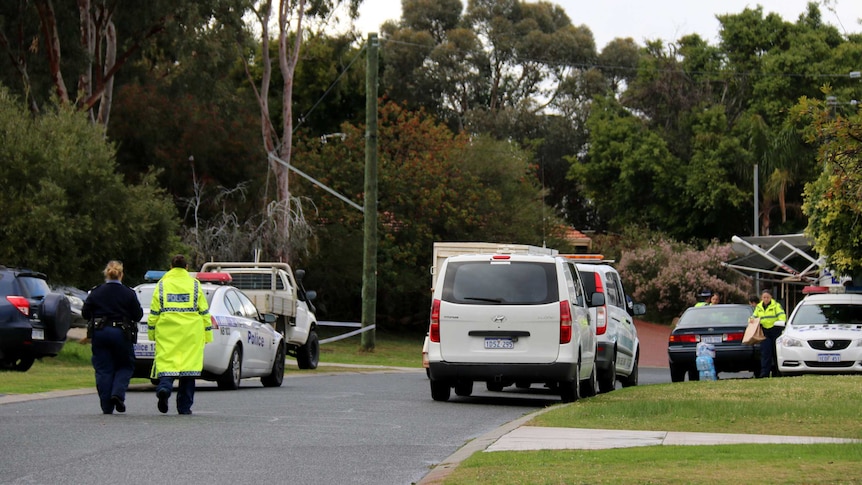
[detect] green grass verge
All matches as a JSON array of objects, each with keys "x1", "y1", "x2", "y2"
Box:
[
  {"x1": 1, "y1": 330, "x2": 424, "y2": 395},
  {"x1": 443, "y1": 375, "x2": 862, "y2": 484},
  {"x1": 314, "y1": 328, "x2": 424, "y2": 368},
  {"x1": 448, "y1": 443, "x2": 862, "y2": 484},
  {"x1": 529, "y1": 376, "x2": 862, "y2": 439}
]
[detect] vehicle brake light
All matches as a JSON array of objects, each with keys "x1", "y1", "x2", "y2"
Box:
[
  {"x1": 210, "y1": 315, "x2": 219, "y2": 330},
  {"x1": 429, "y1": 299, "x2": 440, "y2": 343},
  {"x1": 559, "y1": 301, "x2": 572, "y2": 344},
  {"x1": 492, "y1": 255, "x2": 511, "y2": 260},
  {"x1": 724, "y1": 332, "x2": 744, "y2": 342},
  {"x1": 6, "y1": 296, "x2": 29, "y2": 316},
  {"x1": 669, "y1": 334, "x2": 699, "y2": 344},
  {"x1": 595, "y1": 305, "x2": 607, "y2": 335}
]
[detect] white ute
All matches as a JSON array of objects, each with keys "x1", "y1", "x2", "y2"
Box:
[{"x1": 199, "y1": 262, "x2": 320, "y2": 369}]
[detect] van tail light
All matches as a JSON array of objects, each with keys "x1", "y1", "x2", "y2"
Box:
[
  {"x1": 595, "y1": 305, "x2": 607, "y2": 335},
  {"x1": 559, "y1": 301, "x2": 572, "y2": 344},
  {"x1": 210, "y1": 315, "x2": 219, "y2": 330},
  {"x1": 6, "y1": 296, "x2": 29, "y2": 316},
  {"x1": 593, "y1": 272, "x2": 604, "y2": 292},
  {"x1": 429, "y1": 299, "x2": 441, "y2": 343},
  {"x1": 669, "y1": 334, "x2": 699, "y2": 344}
]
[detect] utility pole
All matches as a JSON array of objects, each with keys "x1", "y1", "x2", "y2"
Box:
[
  {"x1": 361, "y1": 33, "x2": 379, "y2": 350},
  {"x1": 754, "y1": 163, "x2": 760, "y2": 294}
]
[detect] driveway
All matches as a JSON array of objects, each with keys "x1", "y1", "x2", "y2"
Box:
[{"x1": 634, "y1": 319, "x2": 670, "y2": 368}]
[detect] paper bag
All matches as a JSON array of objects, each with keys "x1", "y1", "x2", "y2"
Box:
[{"x1": 743, "y1": 317, "x2": 765, "y2": 345}]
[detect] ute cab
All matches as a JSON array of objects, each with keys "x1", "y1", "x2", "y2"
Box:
[{"x1": 777, "y1": 285, "x2": 862, "y2": 376}]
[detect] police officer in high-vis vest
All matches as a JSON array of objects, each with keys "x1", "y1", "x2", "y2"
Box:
[
  {"x1": 752, "y1": 289, "x2": 786, "y2": 378},
  {"x1": 82, "y1": 260, "x2": 143, "y2": 414},
  {"x1": 148, "y1": 255, "x2": 213, "y2": 415}
]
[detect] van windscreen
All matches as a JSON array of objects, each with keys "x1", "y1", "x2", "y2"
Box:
[{"x1": 441, "y1": 261, "x2": 558, "y2": 305}]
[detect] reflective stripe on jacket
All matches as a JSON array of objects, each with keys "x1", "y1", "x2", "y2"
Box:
[
  {"x1": 753, "y1": 300, "x2": 786, "y2": 329},
  {"x1": 147, "y1": 268, "x2": 213, "y2": 378}
]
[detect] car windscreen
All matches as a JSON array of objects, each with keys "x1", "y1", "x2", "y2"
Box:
[
  {"x1": 441, "y1": 261, "x2": 559, "y2": 305},
  {"x1": 792, "y1": 304, "x2": 862, "y2": 325},
  {"x1": 676, "y1": 306, "x2": 753, "y2": 327}
]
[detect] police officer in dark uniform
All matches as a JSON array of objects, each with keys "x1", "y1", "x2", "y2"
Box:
[{"x1": 82, "y1": 260, "x2": 143, "y2": 414}]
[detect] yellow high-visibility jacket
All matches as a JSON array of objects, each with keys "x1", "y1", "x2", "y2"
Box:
[
  {"x1": 753, "y1": 299, "x2": 786, "y2": 329},
  {"x1": 147, "y1": 268, "x2": 213, "y2": 378}
]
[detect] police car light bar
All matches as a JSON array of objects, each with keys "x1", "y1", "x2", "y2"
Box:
[
  {"x1": 144, "y1": 270, "x2": 166, "y2": 282},
  {"x1": 560, "y1": 254, "x2": 615, "y2": 263},
  {"x1": 802, "y1": 285, "x2": 862, "y2": 294},
  {"x1": 196, "y1": 272, "x2": 232, "y2": 284}
]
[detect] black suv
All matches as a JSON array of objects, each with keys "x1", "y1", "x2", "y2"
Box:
[{"x1": 0, "y1": 265, "x2": 71, "y2": 371}]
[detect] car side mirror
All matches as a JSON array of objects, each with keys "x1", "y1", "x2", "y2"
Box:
[
  {"x1": 262, "y1": 313, "x2": 277, "y2": 324},
  {"x1": 589, "y1": 292, "x2": 605, "y2": 307},
  {"x1": 631, "y1": 302, "x2": 646, "y2": 316},
  {"x1": 295, "y1": 269, "x2": 306, "y2": 283},
  {"x1": 305, "y1": 290, "x2": 317, "y2": 302}
]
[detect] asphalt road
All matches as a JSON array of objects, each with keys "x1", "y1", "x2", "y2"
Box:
[{"x1": 0, "y1": 369, "x2": 566, "y2": 485}]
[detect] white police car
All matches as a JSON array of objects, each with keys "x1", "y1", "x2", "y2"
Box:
[
  {"x1": 777, "y1": 285, "x2": 862, "y2": 376},
  {"x1": 132, "y1": 271, "x2": 286, "y2": 389}
]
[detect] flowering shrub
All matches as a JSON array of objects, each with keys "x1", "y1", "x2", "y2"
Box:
[{"x1": 617, "y1": 238, "x2": 751, "y2": 323}]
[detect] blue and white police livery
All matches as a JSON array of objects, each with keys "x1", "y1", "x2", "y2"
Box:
[
  {"x1": 133, "y1": 272, "x2": 286, "y2": 389},
  {"x1": 777, "y1": 286, "x2": 862, "y2": 376}
]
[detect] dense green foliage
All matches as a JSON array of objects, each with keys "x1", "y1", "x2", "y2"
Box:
[{"x1": 0, "y1": 88, "x2": 180, "y2": 287}]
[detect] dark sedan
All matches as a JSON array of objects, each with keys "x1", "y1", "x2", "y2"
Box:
[{"x1": 668, "y1": 304, "x2": 760, "y2": 381}]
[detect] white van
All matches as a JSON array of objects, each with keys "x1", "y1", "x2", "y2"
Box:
[{"x1": 425, "y1": 253, "x2": 602, "y2": 402}]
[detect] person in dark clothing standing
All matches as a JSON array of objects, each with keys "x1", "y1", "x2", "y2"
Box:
[{"x1": 82, "y1": 260, "x2": 144, "y2": 414}]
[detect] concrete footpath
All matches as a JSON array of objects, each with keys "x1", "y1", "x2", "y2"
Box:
[{"x1": 417, "y1": 407, "x2": 861, "y2": 485}]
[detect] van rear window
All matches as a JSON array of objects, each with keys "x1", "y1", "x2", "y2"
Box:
[{"x1": 441, "y1": 261, "x2": 558, "y2": 305}]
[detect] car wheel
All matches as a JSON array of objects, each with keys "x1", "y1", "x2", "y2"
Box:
[
  {"x1": 296, "y1": 330, "x2": 319, "y2": 370},
  {"x1": 217, "y1": 346, "x2": 242, "y2": 390},
  {"x1": 560, "y1": 360, "x2": 581, "y2": 403},
  {"x1": 40, "y1": 293, "x2": 72, "y2": 342},
  {"x1": 670, "y1": 363, "x2": 686, "y2": 382},
  {"x1": 486, "y1": 382, "x2": 505, "y2": 392},
  {"x1": 581, "y1": 363, "x2": 598, "y2": 398},
  {"x1": 620, "y1": 350, "x2": 639, "y2": 387},
  {"x1": 261, "y1": 341, "x2": 285, "y2": 388},
  {"x1": 688, "y1": 367, "x2": 700, "y2": 381},
  {"x1": 454, "y1": 381, "x2": 473, "y2": 397},
  {"x1": 2, "y1": 356, "x2": 36, "y2": 372},
  {"x1": 430, "y1": 380, "x2": 450, "y2": 402},
  {"x1": 598, "y1": 351, "x2": 617, "y2": 393}
]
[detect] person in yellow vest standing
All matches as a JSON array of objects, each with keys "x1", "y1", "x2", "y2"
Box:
[
  {"x1": 148, "y1": 255, "x2": 213, "y2": 415},
  {"x1": 752, "y1": 289, "x2": 786, "y2": 378}
]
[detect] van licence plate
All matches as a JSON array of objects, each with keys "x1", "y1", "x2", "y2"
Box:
[
  {"x1": 31, "y1": 328, "x2": 44, "y2": 340},
  {"x1": 484, "y1": 338, "x2": 514, "y2": 349},
  {"x1": 817, "y1": 353, "x2": 840, "y2": 363}
]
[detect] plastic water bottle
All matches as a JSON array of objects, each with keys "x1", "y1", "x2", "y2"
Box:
[{"x1": 696, "y1": 355, "x2": 717, "y2": 380}]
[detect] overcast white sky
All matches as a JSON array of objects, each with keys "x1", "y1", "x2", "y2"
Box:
[{"x1": 354, "y1": 0, "x2": 862, "y2": 49}]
